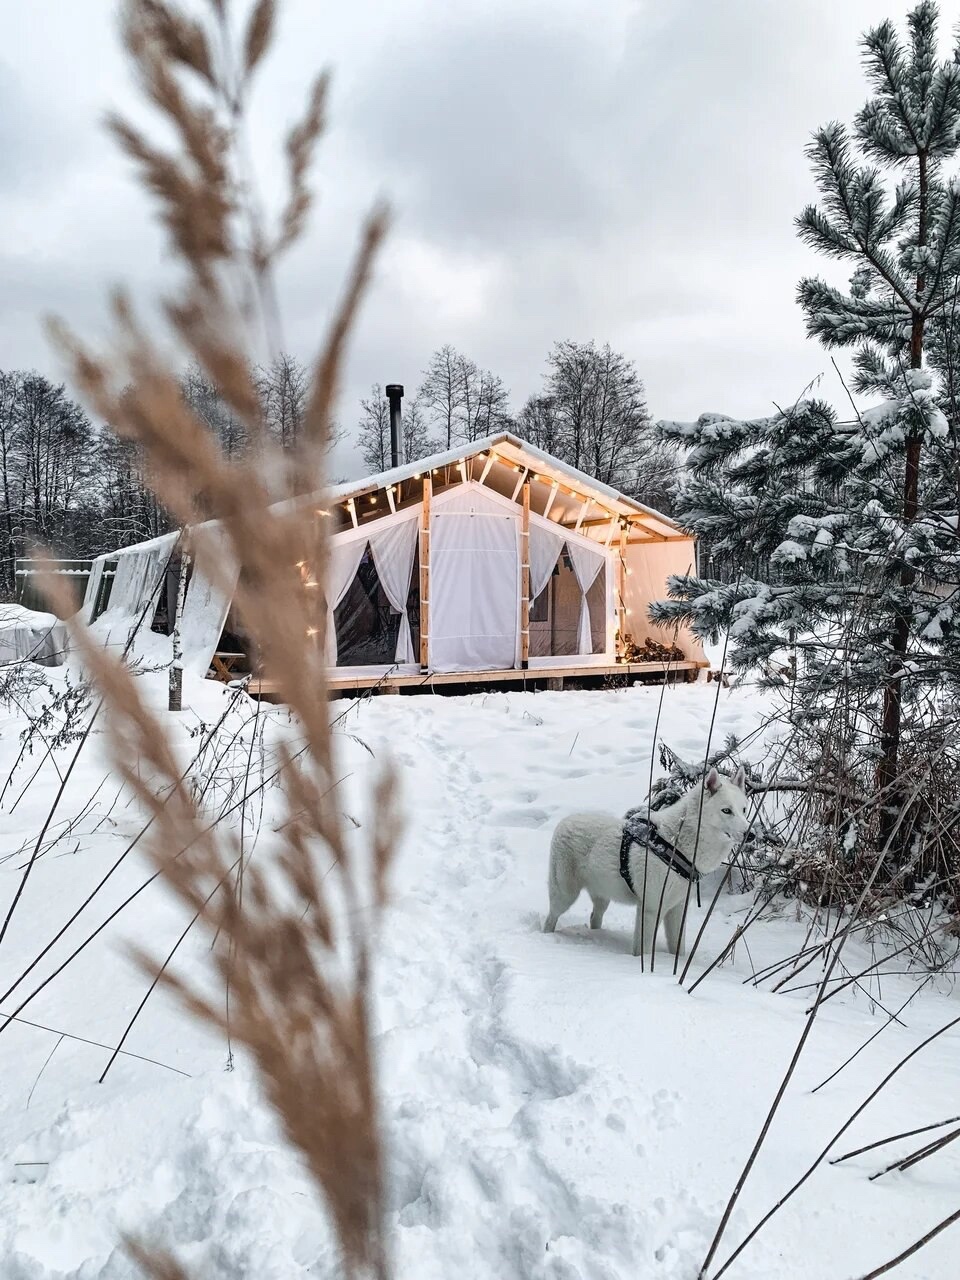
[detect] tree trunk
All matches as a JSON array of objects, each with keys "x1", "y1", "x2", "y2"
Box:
[
  {"x1": 877, "y1": 151, "x2": 928, "y2": 856},
  {"x1": 168, "y1": 546, "x2": 190, "y2": 712}
]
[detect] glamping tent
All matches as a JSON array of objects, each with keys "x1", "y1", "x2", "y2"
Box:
[{"x1": 82, "y1": 433, "x2": 706, "y2": 690}]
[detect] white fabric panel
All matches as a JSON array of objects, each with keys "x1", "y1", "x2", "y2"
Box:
[
  {"x1": 99, "y1": 534, "x2": 178, "y2": 647},
  {"x1": 430, "y1": 490, "x2": 519, "y2": 672},
  {"x1": 529, "y1": 523, "x2": 565, "y2": 599},
  {"x1": 567, "y1": 540, "x2": 605, "y2": 654},
  {"x1": 368, "y1": 518, "x2": 419, "y2": 664},
  {"x1": 82, "y1": 555, "x2": 108, "y2": 622},
  {"x1": 106, "y1": 551, "x2": 148, "y2": 617},
  {"x1": 326, "y1": 538, "x2": 369, "y2": 665},
  {"x1": 622, "y1": 538, "x2": 705, "y2": 663},
  {"x1": 180, "y1": 527, "x2": 240, "y2": 674}
]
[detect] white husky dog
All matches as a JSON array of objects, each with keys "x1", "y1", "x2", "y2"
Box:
[{"x1": 544, "y1": 767, "x2": 750, "y2": 957}]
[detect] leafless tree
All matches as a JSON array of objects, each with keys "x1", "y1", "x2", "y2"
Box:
[
  {"x1": 181, "y1": 361, "x2": 247, "y2": 459},
  {"x1": 544, "y1": 340, "x2": 651, "y2": 490},
  {"x1": 516, "y1": 393, "x2": 562, "y2": 454},
  {"x1": 418, "y1": 344, "x2": 510, "y2": 447},
  {"x1": 357, "y1": 383, "x2": 391, "y2": 473},
  {"x1": 402, "y1": 392, "x2": 436, "y2": 463},
  {"x1": 257, "y1": 351, "x2": 307, "y2": 449}
]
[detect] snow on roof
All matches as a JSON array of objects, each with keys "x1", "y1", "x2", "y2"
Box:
[
  {"x1": 103, "y1": 434, "x2": 685, "y2": 559},
  {"x1": 329, "y1": 432, "x2": 682, "y2": 534}
]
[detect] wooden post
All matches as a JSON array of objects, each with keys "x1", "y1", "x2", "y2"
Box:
[
  {"x1": 168, "y1": 542, "x2": 190, "y2": 711},
  {"x1": 419, "y1": 475, "x2": 431, "y2": 671},
  {"x1": 520, "y1": 480, "x2": 530, "y2": 668},
  {"x1": 618, "y1": 525, "x2": 628, "y2": 658}
]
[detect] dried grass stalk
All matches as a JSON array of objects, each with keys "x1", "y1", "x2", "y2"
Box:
[{"x1": 44, "y1": 2, "x2": 395, "y2": 1277}]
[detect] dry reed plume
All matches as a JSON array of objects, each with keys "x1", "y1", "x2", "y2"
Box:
[{"x1": 42, "y1": 1, "x2": 396, "y2": 1276}]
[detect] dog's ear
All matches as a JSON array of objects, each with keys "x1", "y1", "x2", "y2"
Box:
[
  {"x1": 733, "y1": 765, "x2": 747, "y2": 791},
  {"x1": 704, "y1": 767, "x2": 721, "y2": 795}
]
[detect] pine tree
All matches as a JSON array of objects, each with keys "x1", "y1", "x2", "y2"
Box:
[{"x1": 653, "y1": 1, "x2": 960, "y2": 856}]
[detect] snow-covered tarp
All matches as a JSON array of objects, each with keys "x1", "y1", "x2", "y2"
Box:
[{"x1": 0, "y1": 603, "x2": 68, "y2": 666}]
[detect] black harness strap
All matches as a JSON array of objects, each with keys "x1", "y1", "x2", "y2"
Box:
[{"x1": 619, "y1": 810, "x2": 701, "y2": 898}]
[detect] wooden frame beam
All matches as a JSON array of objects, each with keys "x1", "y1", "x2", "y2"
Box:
[
  {"x1": 520, "y1": 481, "x2": 530, "y2": 669},
  {"x1": 542, "y1": 479, "x2": 560, "y2": 521},
  {"x1": 419, "y1": 475, "x2": 431, "y2": 671},
  {"x1": 617, "y1": 525, "x2": 628, "y2": 656}
]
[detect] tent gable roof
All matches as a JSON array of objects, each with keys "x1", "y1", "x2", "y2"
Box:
[{"x1": 329, "y1": 433, "x2": 680, "y2": 535}]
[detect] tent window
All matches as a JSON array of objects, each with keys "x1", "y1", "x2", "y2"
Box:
[
  {"x1": 334, "y1": 546, "x2": 401, "y2": 666},
  {"x1": 529, "y1": 547, "x2": 606, "y2": 657},
  {"x1": 529, "y1": 551, "x2": 580, "y2": 657}
]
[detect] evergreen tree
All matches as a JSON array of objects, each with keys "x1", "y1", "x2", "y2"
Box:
[{"x1": 653, "y1": 1, "x2": 960, "y2": 855}]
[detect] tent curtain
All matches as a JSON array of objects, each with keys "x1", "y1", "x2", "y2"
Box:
[
  {"x1": 529, "y1": 523, "x2": 565, "y2": 599},
  {"x1": 368, "y1": 518, "x2": 419, "y2": 664},
  {"x1": 567, "y1": 541, "x2": 605, "y2": 654},
  {"x1": 326, "y1": 539, "x2": 369, "y2": 665},
  {"x1": 430, "y1": 490, "x2": 520, "y2": 672},
  {"x1": 180, "y1": 527, "x2": 240, "y2": 674},
  {"x1": 82, "y1": 555, "x2": 108, "y2": 622}
]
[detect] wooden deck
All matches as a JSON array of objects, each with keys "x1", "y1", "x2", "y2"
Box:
[{"x1": 244, "y1": 660, "x2": 707, "y2": 702}]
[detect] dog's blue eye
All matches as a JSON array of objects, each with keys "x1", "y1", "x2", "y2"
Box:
[{"x1": 721, "y1": 806, "x2": 733, "y2": 814}]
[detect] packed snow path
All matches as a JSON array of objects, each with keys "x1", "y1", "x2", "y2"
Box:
[{"x1": 1, "y1": 683, "x2": 959, "y2": 1278}]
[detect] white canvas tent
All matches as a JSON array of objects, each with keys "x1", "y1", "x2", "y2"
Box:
[{"x1": 84, "y1": 433, "x2": 706, "y2": 687}]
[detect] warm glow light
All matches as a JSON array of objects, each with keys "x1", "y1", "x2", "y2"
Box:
[
  {"x1": 295, "y1": 560, "x2": 306, "y2": 569},
  {"x1": 413, "y1": 473, "x2": 421, "y2": 480},
  {"x1": 304, "y1": 580, "x2": 318, "y2": 589},
  {"x1": 306, "y1": 627, "x2": 318, "y2": 636},
  {"x1": 370, "y1": 495, "x2": 377, "y2": 504}
]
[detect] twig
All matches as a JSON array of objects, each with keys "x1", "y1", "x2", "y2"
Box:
[{"x1": 857, "y1": 1207, "x2": 960, "y2": 1279}]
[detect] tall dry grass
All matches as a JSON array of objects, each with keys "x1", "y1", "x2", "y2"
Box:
[{"x1": 43, "y1": 2, "x2": 396, "y2": 1276}]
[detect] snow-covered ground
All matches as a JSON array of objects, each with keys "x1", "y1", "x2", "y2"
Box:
[{"x1": 0, "y1": 671, "x2": 958, "y2": 1278}]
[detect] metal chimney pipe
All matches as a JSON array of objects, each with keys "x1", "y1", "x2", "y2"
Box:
[{"x1": 385, "y1": 383, "x2": 404, "y2": 469}]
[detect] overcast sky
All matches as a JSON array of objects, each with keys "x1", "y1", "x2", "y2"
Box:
[{"x1": 4, "y1": 0, "x2": 960, "y2": 477}]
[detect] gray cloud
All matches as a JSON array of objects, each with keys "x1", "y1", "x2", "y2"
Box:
[{"x1": 1, "y1": 0, "x2": 958, "y2": 477}]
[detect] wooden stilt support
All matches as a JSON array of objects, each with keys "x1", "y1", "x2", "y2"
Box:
[
  {"x1": 419, "y1": 475, "x2": 431, "y2": 672},
  {"x1": 521, "y1": 480, "x2": 530, "y2": 668}
]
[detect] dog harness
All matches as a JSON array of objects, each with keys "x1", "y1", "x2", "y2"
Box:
[{"x1": 619, "y1": 809, "x2": 701, "y2": 897}]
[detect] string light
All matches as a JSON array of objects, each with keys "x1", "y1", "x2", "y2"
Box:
[{"x1": 306, "y1": 626, "x2": 318, "y2": 636}]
